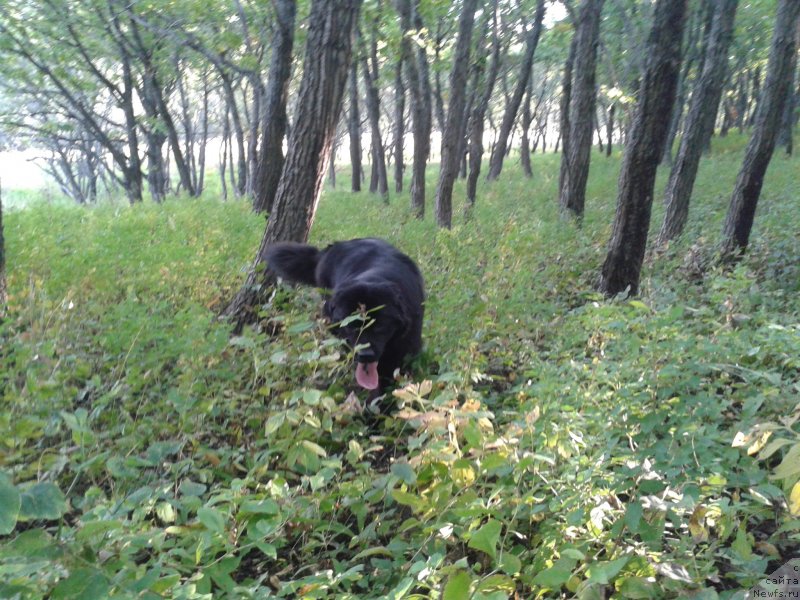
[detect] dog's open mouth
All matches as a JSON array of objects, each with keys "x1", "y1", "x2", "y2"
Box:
[{"x1": 355, "y1": 361, "x2": 379, "y2": 390}]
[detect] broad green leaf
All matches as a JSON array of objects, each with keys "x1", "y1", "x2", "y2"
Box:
[
  {"x1": 617, "y1": 576, "x2": 656, "y2": 599},
  {"x1": 50, "y1": 568, "x2": 109, "y2": 599},
  {"x1": 586, "y1": 556, "x2": 630, "y2": 584},
  {"x1": 774, "y1": 444, "x2": 800, "y2": 480},
  {"x1": 532, "y1": 565, "x2": 573, "y2": 588},
  {"x1": 197, "y1": 507, "x2": 226, "y2": 534},
  {"x1": 468, "y1": 519, "x2": 502, "y2": 560},
  {"x1": 443, "y1": 571, "x2": 472, "y2": 600},
  {"x1": 19, "y1": 482, "x2": 67, "y2": 521},
  {"x1": 391, "y1": 461, "x2": 417, "y2": 485},
  {"x1": 0, "y1": 472, "x2": 20, "y2": 534}
]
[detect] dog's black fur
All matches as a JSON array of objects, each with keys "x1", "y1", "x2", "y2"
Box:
[{"x1": 264, "y1": 238, "x2": 424, "y2": 393}]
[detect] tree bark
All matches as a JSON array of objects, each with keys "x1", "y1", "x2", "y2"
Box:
[
  {"x1": 393, "y1": 57, "x2": 406, "y2": 192},
  {"x1": 348, "y1": 58, "x2": 363, "y2": 192},
  {"x1": 433, "y1": 0, "x2": 479, "y2": 228},
  {"x1": 362, "y1": 33, "x2": 389, "y2": 201},
  {"x1": 466, "y1": 0, "x2": 501, "y2": 207},
  {"x1": 598, "y1": 0, "x2": 687, "y2": 297},
  {"x1": 486, "y1": 0, "x2": 546, "y2": 181},
  {"x1": 720, "y1": 0, "x2": 800, "y2": 259},
  {"x1": 253, "y1": 0, "x2": 296, "y2": 214},
  {"x1": 559, "y1": 0, "x2": 605, "y2": 219},
  {"x1": 397, "y1": 0, "x2": 432, "y2": 219},
  {"x1": 0, "y1": 180, "x2": 6, "y2": 320},
  {"x1": 223, "y1": 0, "x2": 361, "y2": 325},
  {"x1": 657, "y1": 0, "x2": 738, "y2": 246}
]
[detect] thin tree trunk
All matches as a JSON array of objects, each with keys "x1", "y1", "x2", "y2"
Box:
[
  {"x1": 393, "y1": 57, "x2": 406, "y2": 192},
  {"x1": 606, "y1": 102, "x2": 615, "y2": 156},
  {"x1": 253, "y1": 0, "x2": 296, "y2": 213},
  {"x1": 777, "y1": 71, "x2": 798, "y2": 154},
  {"x1": 362, "y1": 32, "x2": 389, "y2": 201},
  {"x1": 434, "y1": 0, "x2": 478, "y2": 228},
  {"x1": 520, "y1": 75, "x2": 534, "y2": 177},
  {"x1": 486, "y1": 0, "x2": 546, "y2": 181},
  {"x1": 598, "y1": 0, "x2": 687, "y2": 297},
  {"x1": 720, "y1": 0, "x2": 800, "y2": 259},
  {"x1": 398, "y1": 0, "x2": 432, "y2": 219},
  {"x1": 223, "y1": 0, "x2": 361, "y2": 325},
  {"x1": 0, "y1": 179, "x2": 6, "y2": 320},
  {"x1": 348, "y1": 58, "x2": 363, "y2": 192},
  {"x1": 466, "y1": 0, "x2": 501, "y2": 207},
  {"x1": 559, "y1": 0, "x2": 606, "y2": 219}
]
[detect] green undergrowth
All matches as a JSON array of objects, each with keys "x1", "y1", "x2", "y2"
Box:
[{"x1": 1, "y1": 136, "x2": 799, "y2": 598}]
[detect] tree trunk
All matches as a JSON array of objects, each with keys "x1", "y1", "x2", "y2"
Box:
[
  {"x1": 657, "y1": 0, "x2": 738, "y2": 246},
  {"x1": 398, "y1": 0, "x2": 432, "y2": 219},
  {"x1": 223, "y1": 0, "x2": 361, "y2": 325},
  {"x1": 253, "y1": 0, "x2": 296, "y2": 214},
  {"x1": 559, "y1": 0, "x2": 605, "y2": 219},
  {"x1": 777, "y1": 71, "x2": 798, "y2": 155},
  {"x1": 720, "y1": 0, "x2": 800, "y2": 260},
  {"x1": 393, "y1": 57, "x2": 406, "y2": 192},
  {"x1": 606, "y1": 102, "x2": 615, "y2": 156},
  {"x1": 598, "y1": 0, "x2": 687, "y2": 297},
  {"x1": 348, "y1": 58, "x2": 363, "y2": 192},
  {"x1": 486, "y1": 0, "x2": 546, "y2": 181},
  {"x1": 433, "y1": 0, "x2": 478, "y2": 228},
  {"x1": 362, "y1": 33, "x2": 389, "y2": 201},
  {"x1": 0, "y1": 179, "x2": 6, "y2": 320},
  {"x1": 466, "y1": 0, "x2": 501, "y2": 207},
  {"x1": 520, "y1": 75, "x2": 534, "y2": 177}
]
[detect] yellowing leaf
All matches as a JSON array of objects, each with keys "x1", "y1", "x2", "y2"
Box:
[
  {"x1": 789, "y1": 481, "x2": 800, "y2": 517},
  {"x1": 688, "y1": 506, "x2": 708, "y2": 542}
]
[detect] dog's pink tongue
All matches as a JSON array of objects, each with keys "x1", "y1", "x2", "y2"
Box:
[{"x1": 356, "y1": 362, "x2": 379, "y2": 390}]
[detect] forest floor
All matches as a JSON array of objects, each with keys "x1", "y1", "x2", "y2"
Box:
[{"x1": 1, "y1": 133, "x2": 799, "y2": 598}]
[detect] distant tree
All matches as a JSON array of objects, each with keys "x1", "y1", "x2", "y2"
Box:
[
  {"x1": 253, "y1": 0, "x2": 296, "y2": 214},
  {"x1": 720, "y1": 0, "x2": 800, "y2": 260},
  {"x1": 558, "y1": 0, "x2": 605, "y2": 219},
  {"x1": 434, "y1": 0, "x2": 479, "y2": 229},
  {"x1": 777, "y1": 71, "x2": 798, "y2": 155},
  {"x1": 598, "y1": 0, "x2": 688, "y2": 297},
  {"x1": 0, "y1": 181, "x2": 6, "y2": 320},
  {"x1": 361, "y1": 28, "x2": 389, "y2": 201},
  {"x1": 348, "y1": 59, "x2": 363, "y2": 192},
  {"x1": 466, "y1": 0, "x2": 501, "y2": 208},
  {"x1": 657, "y1": 0, "x2": 738, "y2": 246},
  {"x1": 393, "y1": 56, "x2": 406, "y2": 192},
  {"x1": 486, "y1": 0, "x2": 546, "y2": 181},
  {"x1": 397, "y1": 0, "x2": 432, "y2": 219},
  {"x1": 223, "y1": 0, "x2": 361, "y2": 324}
]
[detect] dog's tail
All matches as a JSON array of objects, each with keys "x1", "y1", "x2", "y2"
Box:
[{"x1": 263, "y1": 242, "x2": 320, "y2": 286}]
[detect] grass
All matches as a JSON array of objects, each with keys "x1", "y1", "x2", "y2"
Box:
[{"x1": 1, "y1": 132, "x2": 799, "y2": 598}]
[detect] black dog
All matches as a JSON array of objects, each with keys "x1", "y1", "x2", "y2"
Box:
[{"x1": 264, "y1": 238, "x2": 424, "y2": 393}]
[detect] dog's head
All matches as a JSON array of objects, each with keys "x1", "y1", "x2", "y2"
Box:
[{"x1": 323, "y1": 282, "x2": 409, "y2": 390}]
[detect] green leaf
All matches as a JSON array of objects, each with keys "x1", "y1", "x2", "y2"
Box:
[
  {"x1": 50, "y1": 568, "x2": 110, "y2": 599},
  {"x1": 391, "y1": 490, "x2": 426, "y2": 512},
  {"x1": 197, "y1": 507, "x2": 226, "y2": 534},
  {"x1": 391, "y1": 461, "x2": 417, "y2": 485},
  {"x1": 468, "y1": 519, "x2": 502, "y2": 560},
  {"x1": 532, "y1": 565, "x2": 573, "y2": 588},
  {"x1": 586, "y1": 556, "x2": 630, "y2": 584},
  {"x1": 499, "y1": 552, "x2": 522, "y2": 575},
  {"x1": 301, "y1": 440, "x2": 327, "y2": 457},
  {"x1": 443, "y1": 571, "x2": 472, "y2": 600},
  {"x1": 19, "y1": 482, "x2": 68, "y2": 521},
  {"x1": 618, "y1": 576, "x2": 656, "y2": 598},
  {"x1": 0, "y1": 472, "x2": 21, "y2": 534},
  {"x1": 624, "y1": 501, "x2": 643, "y2": 533}
]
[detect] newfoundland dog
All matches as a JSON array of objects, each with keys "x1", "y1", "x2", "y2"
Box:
[{"x1": 264, "y1": 238, "x2": 424, "y2": 393}]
